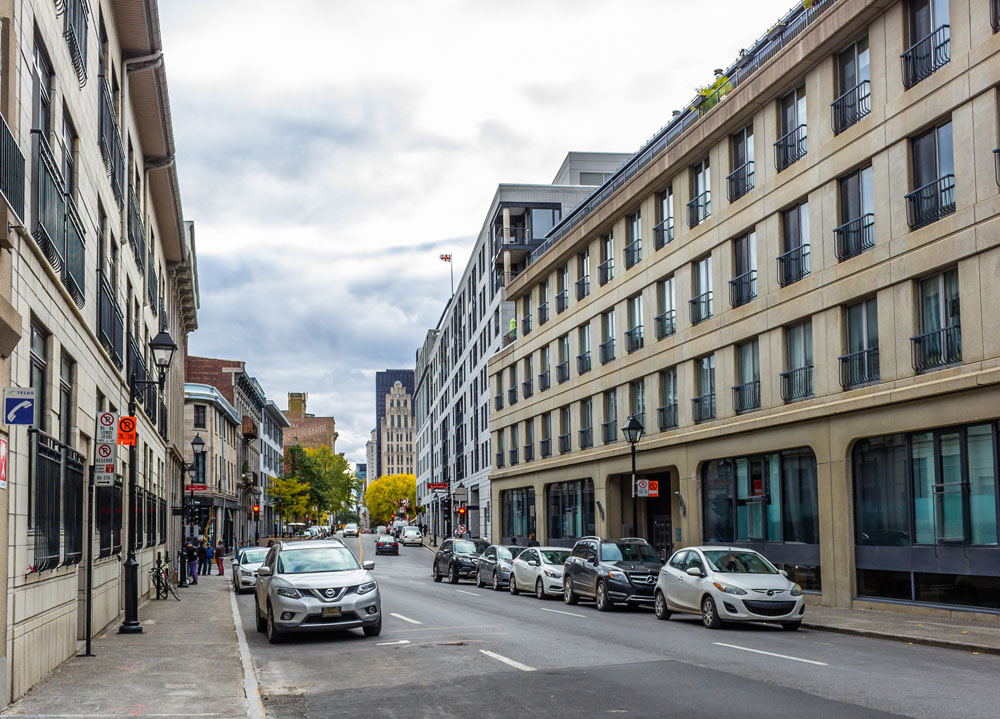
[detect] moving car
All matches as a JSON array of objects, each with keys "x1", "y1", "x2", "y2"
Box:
[
  {"x1": 653, "y1": 546, "x2": 804, "y2": 630},
  {"x1": 232, "y1": 546, "x2": 269, "y2": 594},
  {"x1": 401, "y1": 527, "x2": 422, "y2": 546},
  {"x1": 344, "y1": 523, "x2": 359, "y2": 537},
  {"x1": 508, "y1": 547, "x2": 570, "y2": 599},
  {"x1": 375, "y1": 534, "x2": 399, "y2": 555},
  {"x1": 474, "y1": 544, "x2": 525, "y2": 590},
  {"x1": 563, "y1": 536, "x2": 661, "y2": 611},
  {"x1": 431, "y1": 537, "x2": 489, "y2": 583},
  {"x1": 254, "y1": 539, "x2": 381, "y2": 643}
]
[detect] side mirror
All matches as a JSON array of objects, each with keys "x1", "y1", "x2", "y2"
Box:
[
  {"x1": 686, "y1": 566, "x2": 703, "y2": 578},
  {"x1": 589, "y1": 556, "x2": 599, "y2": 566},
  {"x1": 362, "y1": 560, "x2": 375, "y2": 570},
  {"x1": 779, "y1": 569, "x2": 788, "y2": 578},
  {"x1": 529, "y1": 559, "x2": 539, "y2": 567},
  {"x1": 257, "y1": 566, "x2": 272, "y2": 577}
]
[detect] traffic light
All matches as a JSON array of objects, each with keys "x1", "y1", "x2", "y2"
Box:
[
  {"x1": 457, "y1": 505, "x2": 467, "y2": 518},
  {"x1": 441, "y1": 497, "x2": 451, "y2": 514},
  {"x1": 253, "y1": 504, "x2": 260, "y2": 520}
]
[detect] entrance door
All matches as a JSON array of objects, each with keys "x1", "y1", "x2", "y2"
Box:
[{"x1": 650, "y1": 515, "x2": 673, "y2": 561}]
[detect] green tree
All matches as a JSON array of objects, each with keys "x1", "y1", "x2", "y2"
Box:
[
  {"x1": 303, "y1": 446, "x2": 359, "y2": 516},
  {"x1": 363, "y1": 473, "x2": 416, "y2": 525}
]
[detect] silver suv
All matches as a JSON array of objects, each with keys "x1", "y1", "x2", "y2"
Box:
[{"x1": 254, "y1": 539, "x2": 381, "y2": 643}]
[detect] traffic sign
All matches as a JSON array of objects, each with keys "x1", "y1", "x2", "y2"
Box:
[
  {"x1": 96, "y1": 411, "x2": 118, "y2": 443},
  {"x1": 0, "y1": 436, "x2": 7, "y2": 489},
  {"x1": 185, "y1": 484, "x2": 207, "y2": 491},
  {"x1": 3, "y1": 387, "x2": 36, "y2": 426},
  {"x1": 636, "y1": 478, "x2": 649, "y2": 498},
  {"x1": 453, "y1": 486, "x2": 468, "y2": 503},
  {"x1": 456, "y1": 524, "x2": 466, "y2": 535},
  {"x1": 427, "y1": 482, "x2": 448, "y2": 490},
  {"x1": 117, "y1": 416, "x2": 137, "y2": 446},
  {"x1": 648, "y1": 480, "x2": 659, "y2": 498}
]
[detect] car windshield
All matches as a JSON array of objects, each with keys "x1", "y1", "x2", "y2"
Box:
[
  {"x1": 345, "y1": 524, "x2": 358, "y2": 530},
  {"x1": 277, "y1": 547, "x2": 360, "y2": 574},
  {"x1": 703, "y1": 550, "x2": 778, "y2": 574},
  {"x1": 601, "y1": 542, "x2": 659, "y2": 563},
  {"x1": 241, "y1": 549, "x2": 268, "y2": 563},
  {"x1": 497, "y1": 546, "x2": 524, "y2": 561},
  {"x1": 540, "y1": 549, "x2": 570, "y2": 564},
  {"x1": 454, "y1": 539, "x2": 489, "y2": 554}
]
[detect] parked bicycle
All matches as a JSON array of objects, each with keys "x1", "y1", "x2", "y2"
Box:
[{"x1": 150, "y1": 555, "x2": 181, "y2": 601}]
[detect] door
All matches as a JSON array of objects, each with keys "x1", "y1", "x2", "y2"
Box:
[
  {"x1": 511, "y1": 549, "x2": 531, "y2": 590},
  {"x1": 674, "y1": 552, "x2": 706, "y2": 610},
  {"x1": 437, "y1": 540, "x2": 452, "y2": 574},
  {"x1": 663, "y1": 550, "x2": 688, "y2": 608},
  {"x1": 650, "y1": 516, "x2": 672, "y2": 561},
  {"x1": 479, "y1": 546, "x2": 495, "y2": 583}
]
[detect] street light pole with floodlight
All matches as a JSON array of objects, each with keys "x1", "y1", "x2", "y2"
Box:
[{"x1": 622, "y1": 415, "x2": 645, "y2": 539}]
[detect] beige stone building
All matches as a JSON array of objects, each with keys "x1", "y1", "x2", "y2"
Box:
[
  {"x1": 380, "y1": 380, "x2": 414, "y2": 476},
  {"x1": 490, "y1": 0, "x2": 1000, "y2": 619},
  {"x1": 284, "y1": 391, "x2": 338, "y2": 452}
]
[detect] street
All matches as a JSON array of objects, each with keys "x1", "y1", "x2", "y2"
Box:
[{"x1": 234, "y1": 534, "x2": 1000, "y2": 719}]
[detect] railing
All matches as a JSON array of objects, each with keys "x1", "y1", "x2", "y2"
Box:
[
  {"x1": 774, "y1": 124, "x2": 807, "y2": 171},
  {"x1": 492, "y1": 226, "x2": 530, "y2": 256},
  {"x1": 995, "y1": 148, "x2": 1000, "y2": 187},
  {"x1": 556, "y1": 290, "x2": 568, "y2": 313},
  {"x1": 993, "y1": 0, "x2": 999, "y2": 32},
  {"x1": 495, "y1": 394, "x2": 503, "y2": 411},
  {"x1": 780, "y1": 366, "x2": 814, "y2": 401},
  {"x1": 524, "y1": 444, "x2": 534, "y2": 462},
  {"x1": 602, "y1": 420, "x2": 618, "y2": 444},
  {"x1": 97, "y1": 272, "x2": 124, "y2": 369},
  {"x1": 687, "y1": 190, "x2": 711, "y2": 227},
  {"x1": 556, "y1": 361, "x2": 570, "y2": 383},
  {"x1": 540, "y1": 438, "x2": 552, "y2": 458},
  {"x1": 729, "y1": 270, "x2": 756, "y2": 307},
  {"x1": 689, "y1": 291, "x2": 713, "y2": 324},
  {"x1": 503, "y1": 328, "x2": 516, "y2": 347},
  {"x1": 727, "y1": 161, "x2": 755, "y2": 201},
  {"x1": 522, "y1": 315, "x2": 531, "y2": 336},
  {"x1": 732, "y1": 380, "x2": 760, "y2": 414},
  {"x1": 126, "y1": 335, "x2": 148, "y2": 406},
  {"x1": 577, "y1": 351, "x2": 591, "y2": 374},
  {"x1": 777, "y1": 244, "x2": 810, "y2": 286},
  {"x1": 522, "y1": 379, "x2": 533, "y2": 398},
  {"x1": 62, "y1": 0, "x2": 89, "y2": 86},
  {"x1": 697, "y1": 76, "x2": 732, "y2": 117},
  {"x1": 0, "y1": 114, "x2": 25, "y2": 221},
  {"x1": 599, "y1": 338, "x2": 615, "y2": 364},
  {"x1": 578, "y1": 428, "x2": 593, "y2": 449},
  {"x1": 655, "y1": 309, "x2": 676, "y2": 339},
  {"x1": 834, "y1": 213, "x2": 875, "y2": 260},
  {"x1": 839, "y1": 347, "x2": 879, "y2": 388},
  {"x1": 831, "y1": 80, "x2": 871, "y2": 134},
  {"x1": 63, "y1": 200, "x2": 86, "y2": 308},
  {"x1": 539, "y1": 370, "x2": 551, "y2": 391},
  {"x1": 509, "y1": 448, "x2": 519, "y2": 466},
  {"x1": 148, "y1": 261, "x2": 159, "y2": 314},
  {"x1": 905, "y1": 175, "x2": 955, "y2": 229},
  {"x1": 29, "y1": 430, "x2": 85, "y2": 572},
  {"x1": 657, "y1": 403, "x2": 678, "y2": 430},
  {"x1": 32, "y1": 131, "x2": 67, "y2": 273},
  {"x1": 901, "y1": 25, "x2": 950, "y2": 89},
  {"x1": 624, "y1": 240, "x2": 641, "y2": 269},
  {"x1": 911, "y1": 325, "x2": 961, "y2": 372},
  {"x1": 692, "y1": 393, "x2": 716, "y2": 423},
  {"x1": 159, "y1": 398, "x2": 169, "y2": 441},
  {"x1": 558, "y1": 434, "x2": 571, "y2": 454},
  {"x1": 128, "y1": 184, "x2": 145, "y2": 270},
  {"x1": 495, "y1": 451, "x2": 504, "y2": 469},
  {"x1": 625, "y1": 326, "x2": 644, "y2": 353},
  {"x1": 98, "y1": 76, "x2": 126, "y2": 206},
  {"x1": 653, "y1": 218, "x2": 673, "y2": 250},
  {"x1": 598, "y1": 258, "x2": 614, "y2": 286},
  {"x1": 538, "y1": 301, "x2": 549, "y2": 326},
  {"x1": 508, "y1": 387, "x2": 518, "y2": 405},
  {"x1": 575, "y1": 276, "x2": 590, "y2": 300}
]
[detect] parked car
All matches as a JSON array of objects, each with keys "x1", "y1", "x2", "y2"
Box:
[
  {"x1": 344, "y1": 523, "x2": 359, "y2": 537},
  {"x1": 474, "y1": 544, "x2": 525, "y2": 590},
  {"x1": 232, "y1": 546, "x2": 269, "y2": 594},
  {"x1": 654, "y1": 546, "x2": 804, "y2": 630},
  {"x1": 432, "y1": 537, "x2": 489, "y2": 583},
  {"x1": 375, "y1": 534, "x2": 399, "y2": 555},
  {"x1": 563, "y1": 536, "x2": 661, "y2": 611},
  {"x1": 401, "y1": 527, "x2": 423, "y2": 546},
  {"x1": 254, "y1": 539, "x2": 381, "y2": 643},
  {"x1": 509, "y1": 547, "x2": 571, "y2": 599}
]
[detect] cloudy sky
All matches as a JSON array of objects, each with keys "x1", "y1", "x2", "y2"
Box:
[{"x1": 159, "y1": 0, "x2": 795, "y2": 464}]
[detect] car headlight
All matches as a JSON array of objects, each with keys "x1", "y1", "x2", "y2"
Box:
[
  {"x1": 790, "y1": 583, "x2": 802, "y2": 597},
  {"x1": 712, "y1": 581, "x2": 748, "y2": 596},
  {"x1": 498, "y1": 561, "x2": 510, "y2": 570},
  {"x1": 275, "y1": 587, "x2": 302, "y2": 599},
  {"x1": 356, "y1": 581, "x2": 377, "y2": 595},
  {"x1": 607, "y1": 570, "x2": 627, "y2": 581},
  {"x1": 543, "y1": 569, "x2": 562, "y2": 579},
  {"x1": 240, "y1": 569, "x2": 252, "y2": 576}
]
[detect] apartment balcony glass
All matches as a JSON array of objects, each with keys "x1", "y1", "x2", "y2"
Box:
[
  {"x1": 687, "y1": 191, "x2": 711, "y2": 228},
  {"x1": 774, "y1": 124, "x2": 807, "y2": 171},
  {"x1": 522, "y1": 315, "x2": 531, "y2": 336},
  {"x1": 558, "y1": 434, "x2": 571, "y2": 454},
  {"x1": 97, "y1": 272, "x2": 124, "y2": 369},
  {"x1": 601, "y1": 420, "x2": 617, "y2": 444},
  {"x1": 556, "y1": 361, "x2": 570, "y2": 384},
  {"x1": 503, "y1": 328, "x2": 517, "y2": 347},
  {"x1": 911, "y1": 325, "x2": 961, "y2": 372},
  {"x1": 726, "y1": 161, "x2": 755, "y2": 201},
  {"x1": 905, "y1": 175, "x2": 955, "y2": 229},
  {"x1": 729, "y1": 270, "x2": 757, "y2": 307},
  {"x1": 780, "y1": 365, "x2": 814, "y2": 402},
  {"x1": 655, "y1": 310, "x2": 676, "y2": 339},
  {"x1": 657, "y1": 404, "x2": 678, "y2": 431},
  {"x1": 524, "y1": 444, "x2": 534, "y2": 462},
  {"x1": 575, "y1": 276, "x2": 590, "y2": 300},
  {"x1": 623, "y1": 240, "x2": 641, "y2": 270},
  {"x1": 0, "y1": 114, "x2": 25, "y2": 221},
  {"x1": 625, "y1": 326, "x2": 644, "y2": 353},
  {"x1": 495, "y1": 394, "x2": 503, "y2": 411},
  {"x1": 576, "y1": 351, "x2": 591, "y2": 375},
  {"x1": 508, "y1": 387, "x2": 518, "y2": 405},
  {"x1": 578, "y1": 428, "x2": 593, "y2": 449},
  {"x1": 653, "y1": 218, "x2": 673, "y2": 250},
  {"x1": 538, "y1": 370, "x2": 551, "y2": 391},
  {"x1": 540, "y1": 438, "x2": 552, "y2": 458},
  {"x1": 834, "y1": 213, "x2": 875, "y2": 260},
  {"x1": 732, "y1": 380, "x2": 760, "y2": 414},
  {"x1": 495, "y1": 451, "x2": 505, "y2": 469},
  {"x1": 689, "y1": 291, "x2": 713, "y2": 325},
  {"x1": 692, "y1": 393, "x2": 715, "y2": 424},
  {"x1": 901, "y1": 25, "x2": 950, "y2": 89},
  {"x1": 522, "y1": 379, "x2": 533, "y2": 399},
  {"x1": 831, "y1": 80, "x2": 871, "y2": 134},
  {"x1": 839, "y1": 347, "x2": 879, "y2": 388},
  {"x1": 598, "y1": 259, "x2": 613, "y2": 286},
  {"x1": 556, "y1": 290, "x2": 568, "y2": 314},
  {"x1": 538, "y1": 301, "x2": 549, "y2": 326},
  {"x1": 509, "y1": 448, "x2": 519, "y2": 466},
  {"x1": 599, "y1": 338, "x2": 615, "y2": 364},
  {"x1": 777, "y1": 245, "x2": 810, "y2": 286}
]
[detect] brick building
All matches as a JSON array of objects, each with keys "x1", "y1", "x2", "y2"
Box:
[{"x1": 283, "y1": 391, "x2": 338, "y2": 451}]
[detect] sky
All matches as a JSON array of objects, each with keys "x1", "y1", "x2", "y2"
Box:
[{"x1": 158, "y1": 0, "x2": 796, "y2": 464}]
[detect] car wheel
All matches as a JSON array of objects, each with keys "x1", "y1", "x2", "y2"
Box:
[
  {"x1": 432, "y1": 562, "x2": 442, "y2": 582},
  {"x1": 492, "y1": 571, "x2": 501, "y2": 591},
  {"x1": 449, "y1": 563, "x2": 460, "y2": 584},
  {"x1": 255, "y1": 598, "x2": 267, "y2": 633},
  {"x1": 595, "y1": 581, "x2": 614, "y2": 612},
  {"x1": 654, "y1": 590, "x2": 671, "y2": 621},
  {"x1": 509, "y1": 572, "x2": 519, "y2": 595},
  {"x1": 563, "y1": 578, "x2": 579, "y2": 605},
  {"x1": 535, "y1": 579, "x2": 546, "y2": 600},
  {"x1": 363, "y1": 616, "x2": 382, "y2": 637},
  {"x1": 266, "y1": 605, "x2": 283, "y2": 644},
  {"x1": 781, "y1": 621, "x2": 802, "y2": 632},
  {"x1": 701, "y1": 595, "x2": 723, "y2": 629},
  {"x1": 475, "y1": 571, "x2": 484, "y2": 589}
]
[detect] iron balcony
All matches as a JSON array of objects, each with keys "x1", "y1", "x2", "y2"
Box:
[
  {"x1": 905, "y1": 175, "x2": 955, "y2": 230},
  {"x1": 598, "y1": 258, "x2": 614, "y2": 286},
  {"x1": 732, "y1": 380, "x2": 760, "y2": 414},
  {"x1": 578, "y1": 428, "x2": 593, "y2": 449},
  {"x1": 910, "y1": 325, "x2": 961, "y2": 372},
  {"x1": 538, "y1": 370, "x2": 551, "y2": 391},
  {"x1": 576, "y1": 276, "x2": 591, "y2": 300},
  {"x1": 780, "y1": 366, "x2": 814, "y2": 402},
  {"x1": 625, "y1": 326, "x2": 644, "y2": 353},
  {"x1": 577, "y1": 351, "x2": 591, "y2": 374},
  {"x1": 901, "y1": 25, "x2": 950, "y2": 89},
  {"x1": 729, "y1": 270, "x2": 757, "y2": 308},
  {"x1": 839, "y1": 347, "x2": 880, "y2": 388},
  {"x1": 687, "y1": 191, "x2": 711, "y2": 228},
  {"x1": 689, "y1": 291, "x2": 713, "y2": 324},
  {"x1": 599, "y1": 338, "x2": 615, "y2": 364},
  {"x1": 556, "y1": 361, "x2": 570, "y2": 384},
  {"x1": 601, "y1": 420, "x2": 618, "y2": 444},
  {"x1": 653, "y1": 218, "x2": 673, "y2": 250},
  {"x1": 624, "y1": 240, "x2": 641, "y2": 270},
  {"x1": 522, "y1": 379, "x2": 533, "y2": 399},
  {"x1": 831, "y1": 80, "x2": 871, "y2": 134},
  {"x1": 834, "y1": 214, "x2": 875, "y2": 260},
  {"x1": 558, "y1": 434, "x2": 571, "y2": 454},
  {"x1": 726, "y1": 161, "x2": 755, "y2": 202},
  {"x1": 692, "y1": 393, "x2": 715, "y2": 423},
  {"x1": 774, "y1": 124, "x2": 807, "y2": 171},
  {"x1": 777, "y1": 244, "x2": 810, "y2": 286},
  {"x1": 657, "y1": 404, "x2": 678, "y2": 431},
  {"x1": 655, "y1": 310, "x2": 676, "y2": 339}
]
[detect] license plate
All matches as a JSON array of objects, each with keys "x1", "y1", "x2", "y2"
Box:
[{"x1": 322, "y1": 606, "x2": 341, "y2": 617}]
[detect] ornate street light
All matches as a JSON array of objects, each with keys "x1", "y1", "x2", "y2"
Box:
[
  {"x1": 622, "y1": 415, "x2": 645, "y2": 539},
  {"x1": 149, "y1": 329, "x2": 178, "y2": 378}
]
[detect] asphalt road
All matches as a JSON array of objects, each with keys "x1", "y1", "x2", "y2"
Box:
[{"x1": 235, "y1": 534, "x2": 999, "y2": 719}]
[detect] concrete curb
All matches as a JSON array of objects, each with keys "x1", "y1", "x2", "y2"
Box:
[
  {"x1": 229, "y1": 581, "x2": 266, "y2": 719},
  {"x1": 801, "y1": 621, "x2": 1000, "y2": 656}
]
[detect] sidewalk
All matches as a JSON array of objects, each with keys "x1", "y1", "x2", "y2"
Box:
[{"x1": 2, "y1": 573, "x2": 253, "y2": 718}]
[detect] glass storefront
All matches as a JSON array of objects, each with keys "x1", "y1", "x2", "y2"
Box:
[
  {"x1": 546, "y1": 479, "x2": 595, "y2": 545},
  {"x1": 500, "y1": 487, "x2": 535, "y2": 541}
]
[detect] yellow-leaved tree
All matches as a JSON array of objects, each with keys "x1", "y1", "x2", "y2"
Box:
[
  {"x1": 267, "y1": 475, "x2": 311, "y2": 526},
  {"x1": 363, "y1": 473, "x2": 416, "y2": 526}
]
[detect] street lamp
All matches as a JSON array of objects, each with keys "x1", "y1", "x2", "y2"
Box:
[
  {"x1": 622, "y1": 415, "x2": 645, "y2": 539},
  {"x1": 119, "y1": 329, "x2": 177, "y2": 634},
  {"x1": 177, "y1": 456, "x2": 200, "y2": 588}
]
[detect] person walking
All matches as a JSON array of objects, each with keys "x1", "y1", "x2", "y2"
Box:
[
  {"x1": 526, "y1": 533, "x2": 540, "y2": 547},
  {"x1": 205, "y1": 542, "x2": 215, "y2": 575},
  {"x1": 185, "y1": 541, "x2": 199, "y2": 585},
  {"x1": 197, "y1": 541, "x2": 209, "y2": 576},
  {"x1": 216, "y1": 540, "x2": 226, "y2": 575}
]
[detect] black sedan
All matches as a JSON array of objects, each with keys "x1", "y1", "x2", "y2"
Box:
[
  {"x1": 432, "y1": 537, "x2": 489, "y2": 583},
  {"x1": 375, "y1": 534, "x2": 399, "y2": 555}
]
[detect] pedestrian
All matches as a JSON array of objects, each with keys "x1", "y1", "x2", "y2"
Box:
[
  {"x1": 266, "y1": 539, "x2": 275, "y2": 548},
  {"x1": 527, "y1": 533, "x2": 540, "y2": 547},
  {"x1": 205, "y1": 542, "x2": 215, "y2": 575},
  {"x1": 185, "y1": 541, "x2": 199, "y2": 585},
  {"x1": 510, "y1": 536, "x2": 518, "y2": 545},
  {"x1": 197, "y1": 541, "x2": 208, "y2": 576},
  {"x1": 216, "y1": 540, "x2": 226, "y2": 575}
]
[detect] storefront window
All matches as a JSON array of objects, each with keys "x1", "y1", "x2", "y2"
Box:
[
  {"x1": 501, "y1": 487, "x2": 535, "y2": 539},
  {"x1": 853, "y1": 434, "x2": 910, "y2": 545},
  {"x1": 546, "y1": 479, "x2": 595, "y2": 541}
]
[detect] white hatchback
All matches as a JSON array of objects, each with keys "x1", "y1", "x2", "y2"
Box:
[
  {"x1": 653, "y1": 547, "x2": 805, "y2": 630},
  {"x1": 401, "y1": 528, "x2": 422, "y2": 546},
  {"x1": 508, "y1": 547, "x2": 571, "y2": 599}
]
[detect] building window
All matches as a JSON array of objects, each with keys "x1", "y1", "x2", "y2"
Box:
[
  {"x1": 841, "y1": 297, "x2": 879, "y2": 387},
  {"x1": 510, "y1": 425, "x2": 519, "y2": 466},
  {"x1": 693, "y1": 354, "x2": 716, "y2": 423},
  {"x1": 598, "y1": 232, "x2": 614, "y2": 286},
  {"x1": 778, "y1": 201, "x2": 810, "y2": 286},
  {"x1": 833, "y1": 36, "x2": 871, "y2": 133},
  {"x1": 557, "y1": 335, "x2": 570, "y2": 383},
  {"x1": 576, "y1": 249, "x2": 590, "y2": 300},
  {"x1": 521, "y1": 295, "x2": 532, "y2": 336},
  {"x1": 775, "y1": 84, "x2": 807, "y2": 171},
  {"x1": 559, "y1": 406, "x2": 571, "y2": 454},
  {"x1": 600, "y1": 310, "x2": 615, "y2": 364},
  {"x1": 30, "y1": 323, "x2": 48, "y2": 432},
  {"x1": 539, "y1": 345, "x2": 551, "y2": 391},
  {"x1": 194, "y1": 404, "x2": 207, "y2": 429},
  {"x1": 733, "y1": 339, "x2": 760, "y2": 413},
  {"x1": 688, "y1": 157, "x2": 711, "y2": 227},
  {"x1": 906, "y1": 120, "x2": 954, "y2": 229},
  {"x1": 59, "y1": 355, "x2": 74, "y2": 445},
  {"x1": 629, "y1": 379, "x2": 645, "y2": 429},
  {"x1": 657, "y1": 368, "x2": 678, "y2": 431},
  {"x1": 579, "y1": 398, "x2": 593, "y2": 449},
  {"x1": 655, "y1": 276, "x2": 676, "y2": 340},
  {"x1": 836, "y1": 165, "x2": 874, "y2": 260},
  {"x1": 557, "y1": 265, "x2": 569, "y2": 313},
  {"x1": 911, "y1": 267, "x2": 961, "y2": 371},
  {"x1": 625, "y1": 296, "x2": 643, "y2": 354},
  {"x1": 577, "y1": 323, "x2": 591, "y2": 375},
  {"x1": 546, "y1": 479, "x2": 595, "y2": 541},
  {"x1": 524, "y1": 419, "x2": 534, "y2": 462},
  {"x1": 501, "y1": 487, "x2": 536, "y2": 541},
  {"x1": 728, "y1": 125, "x2": 754, "y2": 201},
  {"x1": 690, "y1": 255, "x2": 713, "y2": 324},
  {"x1": 538, "y1": 282, "x2": 549, "y2": 325},
  {"x1": 654, "y1": 186, "x2": 674, "y2": 249},
  {"x1": 901, "y1": 0, "x2": 950, "y2": 89},
  {"x1": 602, "y1": 390, "x2": 618, "y2": 444},
  {"x1": 730, "y1": 231, "x2": 757, "y2": 307},
  {"x1": 782, "y1": 320, "x2": 814, "y2": 402},
  {"x1": 624, "y1": 210, "x2": 641, "y2": 269},
  {"x1": 541, "y1": 413, "x2": 552, "y2": 457},
  {"x1": 62, "y1": 114, "x2": 78, "y2": 198}
]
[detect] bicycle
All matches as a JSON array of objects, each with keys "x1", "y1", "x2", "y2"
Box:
[{"x1": 150, "y1": 558, "x2": 181, "y2": 601}]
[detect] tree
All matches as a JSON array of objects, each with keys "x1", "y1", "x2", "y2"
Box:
[
  {"x1": 303, "y1": 446, "x2": 359, "y2": 516},
  {"x1": 363, "y1": 474, "x2": 416, "y2": 526},
  {"x1": 267, "y1": 475, "x2": 310, "y2": 525}
]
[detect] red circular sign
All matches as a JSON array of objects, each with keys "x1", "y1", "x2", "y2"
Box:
[
  {"x1": 98, "y1": 444, "x2": 113, "y2": 458},
  {"x1": 99, "y1": 413, "x2": 115, "y2": 427}
]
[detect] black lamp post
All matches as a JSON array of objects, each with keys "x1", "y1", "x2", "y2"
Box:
[
  {"x1": 119, "y1": 330, "x2": 177, "y2": 634},
  {"x1": 622, "y1": 415, "x2": 645, "y2": 539},
  {"x1": 178, "y1": 434, "x2": 205, "y2": 587}
]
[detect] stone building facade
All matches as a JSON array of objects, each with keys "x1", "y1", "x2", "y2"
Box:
[
  {"x1": 260, "y1": 399, "x2": 289, "y2": 534},
  {"x1": 380, "y1": 380, "x2": 414, "y2": 477},
  {"x1": 283, "y1": 391, "x2": 337, "y2": 452}
]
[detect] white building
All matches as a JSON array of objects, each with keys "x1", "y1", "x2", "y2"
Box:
[{"x1": 260, "y1": 399, "x2": 290, "y2": 536}]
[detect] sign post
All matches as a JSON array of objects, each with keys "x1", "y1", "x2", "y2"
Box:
[
  {"x1": 3, "y1": 387, "x2": 36, "y2": 425},
  {"x1": 95, "y1": 412, "x2": 118, "y2": 488}
]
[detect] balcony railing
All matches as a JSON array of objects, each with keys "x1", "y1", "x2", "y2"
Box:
[
  {"x1": 831, "y1": 80, "x2": 871, "y2": 134},
  {"x1": 993, "y1": 0, "x2": 999, "y2": 32},
  {"x1": 492, "y1": 226, "x2": 530, "y2": 256},
  {"x1": 159, "y1": 398, "x2": 168, "y2": 441},
  {"x1": 911, "y1": 325, "x2": 961, "y2": 372},
  {"x1": 508, "y1": 387, "x2": 518, "y2": 405},
  {"x1": 495, "y1": 451, "x2": 505, "y2": 469},
  {"x1": 687, "y1": 191, "x2": 711, "y2": 227},
  {"x1": 994, "y1": 148, "x2": 1000, "y2": 187},
  {"x1": 148, "y1": 260, "x2": 158, "y2": 314},
  {"x1": 905, "y1": 175, "x2": 955, "y2": 230},
  {"x1": 834, "y1": 213, "x2": 875, "y2": 260},
  {"x1": 692, "y1": 393, "x2": 716, "y2": 423},
  {"x1": 0, "y1": 114, "x2": 25, "y2": 221},
  {"x1": 780, "y1": 366, "x2": 814, "y2": 402},
  {"x1": 556, "y1": 289, "x2": 568, "y2": 313},
  {"x1": 98, "y1": 76, "x2": 126, "y2": 206},
  {"x1": 556, "y1": 361, "x2": 570, "y2": 383},
  {"x1": 128, "y1": 184, "x2": 145, "y2": 270},
  {"x1": 689, "y1": 291, "x2": 713, "y2": 324},
  {"x1": 657, "y1": 403, "x2": 678, "y2": 430},
  {"x1": 601, "y1": 420, "x2": 618, "y2": 444},
  {"x1": 624, "y1": 240, "x2": 641, "y2": 269},
  {"x1": 63, "y1": 201, "x2": 86, "y2": 308},
  {"x1": 839, "y1": 347, "x2": 879, "y2": 388},
  {"x1": 625, "y1": 326, "x2": 644, "y2": 353},
  {"x1": 538, "y1": 301, "x2": 549, "y2": 326},
  {"x1": 509, "y1": 448, "x2": 519, "y2": 466},
  {"x1": 524, "y1": 444, "x2": 534, "y2": 462},
  {"x1": 575, "y1": 276, "x2": 590, "y2": 300},
  {"x1": 495, "y1": 394, "x2": 503, "y2": 411},
  {"x1": 540, "y1": 438, "x2": 552, "y2": 458},
  {"x1": 32, "y1": 131, "x2": 67, "y2": 274},
  {"x1": 522, "y1": 379, "x2": 533, "y2": 398},
  {"x1": 522, "y1": 315, "x2": 531, "y2": 336},
  {"x1": 653, "y1": 218, "x2": 674, "y2": 250},
  {"x1": 97, "y1": 272, "x2": 124, "y2": 369},
  {"x1": 578, "y1": 428, "x2": 593, "y2": 449},
  {"x1": 599, "y1": 338, "x2": 616, "y2": 364},
  {"x1": 558, "y1": 434, "x2": 571, "y2": 454},
  {"x1": 901, "y1": 25, "x2": 950, "y2": 89},
  {"x1": 62, "y1": 0, "x2": 89, "y2": 86},
  {"x1": 732, "y1": 380, "x2": 760, "y2": 414},
  {"x1": 729, "y1": 270, "x2": 757, "y2": 307},
  {"x1": 577, "y1": 351, "x2": 591, "y2": 374},
  {"x1": 774, "y1": 124, "x2": 807, "y2": 171},
  {"x1": 503, "y1": 328, "x2": 517, "y2": 347},
  {"x1": 655, "y1": 309, "x2": 676, "y2": 339},
  {"x1": 539, "y1": 370, "x2": 551, "y2": 391},
  {"x1": 598, "y1": 258, "x2": 614, "y2": 286},
  {"x1": 777, "y1": 244, "x2": 810, "y2": 286},
  {"x1": 727, "y1": 161, "x2": 755, "y2": 201}
]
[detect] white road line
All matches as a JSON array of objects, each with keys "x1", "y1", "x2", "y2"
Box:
[
  {"x1": 479, "y1": 649, "x2": 536, "y2": 672},
  {"x1": 228, "y1": 582, "x2": 265, "y2": 719},
  {"x1": 376, "y1": 639, "x2": 411, "y2": 646},
  {"x1": 713, "y1": 642, "x2": 829, "y2": 666},
  {"x1": 455, "y1": 589, "x2": 481, "y2": 597},
  {"x1": 389, "y1": 612, "x2": 423, "y2": 625},
  {"x1": 409, "y1": 580, "x2": 423, "y2": 584},
  {"x1": 540, "y1": 607, "x2": 586, "y2": 618}
]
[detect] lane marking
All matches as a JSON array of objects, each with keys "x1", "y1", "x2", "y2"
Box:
[
  {"x1": 376, "y1": 639, "x2": 411, "y2": 646},
  {"x1": 389, "y1": 612, "x2": 423, "y2": 625},
  {"x1": 228, "y1": 581, "x2": 265, "y2": 719},
  {"x1": 409, "y1": 580, "x2": 423, "y2": 585},
  {"x1": 455, "y1": 589, "x2": 481, "y2": 597},
  {"x1": 540, "y1": 607, "x2": 586, "y2": 618},
  {"x1": 713, "y1": 642, "x2": 829, "y2": 666},
  {"x1": 479, "y1": 649, "x2": 536, "y2": 672}
]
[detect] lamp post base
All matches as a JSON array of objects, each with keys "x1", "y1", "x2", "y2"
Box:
[{"x1": 118, "y1": 553, "x2": 142, "y2": 634}]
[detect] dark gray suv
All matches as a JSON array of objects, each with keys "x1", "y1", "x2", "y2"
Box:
[{"x1": 563, "y1": 536, "x2": 662, "y2": 611}]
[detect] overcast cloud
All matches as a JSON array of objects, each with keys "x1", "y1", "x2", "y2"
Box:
[{"x1": 159, "y1": 0, "x2": 796, "y2": 464}]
